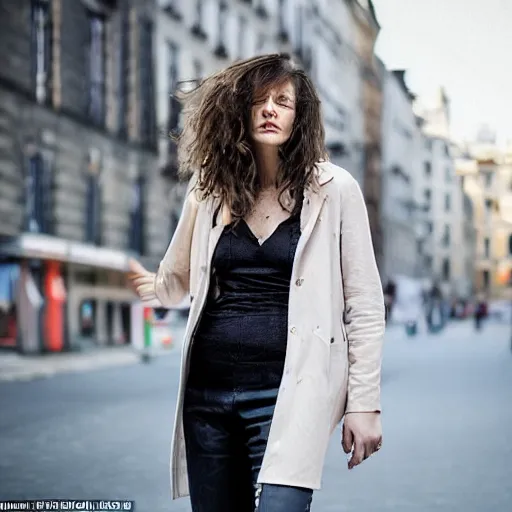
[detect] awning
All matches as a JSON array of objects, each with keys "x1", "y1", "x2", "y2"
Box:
[{"x1": 0, "y1": 233, "x2": 130, "y2": 271}]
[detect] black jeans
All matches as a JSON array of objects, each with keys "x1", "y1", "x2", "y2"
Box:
[{"x1": 183, "y1": 386, "x2": 314, "y2": 512}]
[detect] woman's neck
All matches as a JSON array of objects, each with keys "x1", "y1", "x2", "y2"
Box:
[{"x1": 254, "y1": 145, "x2": 280, "y2": 188}]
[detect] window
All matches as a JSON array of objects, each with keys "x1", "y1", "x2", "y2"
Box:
[
  {"x1": 191, "y1": 0, "x2": 207, "y2": 39},
  {"x1": 508, "y1": 234, "x2": 512, "y2": 256},
  {"x1": 139, "y1": 19, "x2": 156, "y2": 146},
  {"x1": 129, "y1": 175, "x2": 145, "y2": 254},
  {"x1": 482, "y1": 270, "x2": 490, "y2": 291},
  {"x1": 445, "y1": 167, "x2": 452, "y2": 183},
  {"x1": 85, "y1": 150, "x2": 101, "y2": 245},
  {"x1": 167, "y1": 43, "x2": 181, "y2": 134},
  {"x1": 444, "y1": 193, "x2": 451, "y2": 211},
  {"x1": 237, "y1": 15, "x2": 247, "y2": 60},
  {"x1": 424, "y1": 188, "x2": 431, "y2": 206},
  {"x1": 484, "y1": 173, "x2": 493, "y2": 188},
  {"x1": 484, "y1": 237, "x2": 490, "y2": 258},
  {"x1": 442, "y1": 258, "x2": 450, "y2": 281},
  {"x1": 193, "y1": 59, "x2": 203, "y2": 84},
  {"x1": 163, "y1": 0, "x2": 182, "y2": 20},
  {"x1": 214, "y1": 1, "x2": 228, "y2": 58},
  {"x1": 87, "y1": 13, "x2": 106, "y2": 126},
  {"x1": 294, "y1": 4, "x2": 303, "y2": 57},
  {"x1": 278, "y1": 0, "x2": 289, "y2": 41},
  {"x1": 25, "y1": 152, "x2": 53, "y2": 234},
  {"x1": 442, "y1": 224, "x2": 450, "y2": 247},
  {"x1": 117, "y1": 5, "x2": 130, "y2": 138},
  {"x1": 485, "y1": 198, "x2": 493, "y2": 219},
  {"x1": 31, "y1": 0, "x2": 52, "y2": 104},
  {"x1": 424, "y1": 161, "x2": 431, "y2": 176},
  {"x1": 444, "y1": 143, "x2": 450, "y2": 157},
  {"x1": 255, "y1": 0, "x2": 269, "y2": 18}
]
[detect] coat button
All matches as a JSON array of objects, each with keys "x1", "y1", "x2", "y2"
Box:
[
  {"x1": 290, "y1": 326, "x2": 297, "y2": 334},
  {"x1": 330, "y1": 337, "x2": 335, "y2": 344},
  {"x1": 295, "y1": 278, "x2": 304, "y2": 286}
]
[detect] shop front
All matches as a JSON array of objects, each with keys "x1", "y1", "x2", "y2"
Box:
[{"x1": 0, "y1": 233, "x2": 134, "y2": 354}]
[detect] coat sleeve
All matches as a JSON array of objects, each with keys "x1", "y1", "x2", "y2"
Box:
[
  {"x1": 340, "y1": 176, "x2": 386, "y2": 413},
  {"x1": 154, "y1": 176, "x2": 200, "y2": 308}
]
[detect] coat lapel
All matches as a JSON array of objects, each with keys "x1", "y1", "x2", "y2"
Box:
[
  {"x1": 297, "y1": 163, "x2": 333, "y2": 254},
  {"x1": 204, "y1": 162, "x2": 334, "y2": 275}
]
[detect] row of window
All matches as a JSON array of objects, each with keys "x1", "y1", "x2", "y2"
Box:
[
  {"x1": 481, "y1": 235, "x2": 512, "y2": 259},
  {"x1": 425, "y1": 138, "x2": 451, "y2": 157},
  {"x1": 422, "y1": 189, "x2": 451, "y2": 211},
  {"x1": 31, "y1": 0, "x2": 155, "y2": 146},
  {"x1": 419, "y1": 254, "x2": 451, "y2": 282},
  {"x1": 26, "y1": 153, "x2": 145, "y2": 254},
  {"x1": 423, "y1": 161, "x2": 452, "y2": 183},
  {"x1": 164, "y1": 0, "x2": 294, "y2": 58}
]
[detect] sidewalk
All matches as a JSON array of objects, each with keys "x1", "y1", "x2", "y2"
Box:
[
  {"x1": 0, "y1": 346, "x2": 142, "y2": 382},
  {"x1": 0, "y1": 321, "x2": 186, "y2": 383}
]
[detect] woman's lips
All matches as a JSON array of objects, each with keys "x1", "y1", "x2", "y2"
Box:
[{"x1": 260, "y1": 122, "x2": 279, "y2": 132}]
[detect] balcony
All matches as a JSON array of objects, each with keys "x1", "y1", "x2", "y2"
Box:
[
  {"x1": 214, "y1": 43, "x2": 229, "y2": 59},
  {"x1": 190, "y1": 23, "x2": 207, "y2": 41},
  {"x1": 277, "y1": 29, "x2": 289, "y2": 43},
  {"x1": 163, "y1": 4, "x2": 182, "y2": 21},
  {"x1": 254, "y1": 4, "x2": 269, "y2": 19}
]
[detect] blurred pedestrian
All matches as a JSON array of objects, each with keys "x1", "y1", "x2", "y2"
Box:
[
  {"x1": 128, "y1": 54, "x2": 385, "y2": 512},
  {"x1": 383, "y1": 279, "x2": 396, "y2": 321},
  {"x1": 474, "y1": 296, "x2": 488, "y2": 331}
]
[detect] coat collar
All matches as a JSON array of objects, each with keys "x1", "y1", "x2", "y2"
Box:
[{"x1": 315, "y1": 160, "x2": 335, "y2": 187}]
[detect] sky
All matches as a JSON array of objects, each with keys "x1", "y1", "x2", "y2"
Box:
[{"x1": 372, "y1": 0, "x2": 512, "y2": 147}]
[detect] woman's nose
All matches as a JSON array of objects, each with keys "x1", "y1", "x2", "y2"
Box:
[{"x1": 262, "y1": 97, "x2": 276, "y2": 117}]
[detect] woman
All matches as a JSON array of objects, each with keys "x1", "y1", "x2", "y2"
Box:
[{"x1": 128, "y1": 54, "x2": 385, "y2": 512}]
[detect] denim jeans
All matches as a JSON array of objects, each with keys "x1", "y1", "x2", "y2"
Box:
[{"x1": 183, "y1": 386, "x2": 314, "y2": 512}]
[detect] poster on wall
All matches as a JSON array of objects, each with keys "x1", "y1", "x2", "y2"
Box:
[{"x1": 0, "y1": 264, "x2": 20, "y2": 348}]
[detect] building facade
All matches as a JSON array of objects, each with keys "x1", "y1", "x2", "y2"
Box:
[
  {"x1": 456, "y1": 130, "x2": 512, "y2": 298},
  {"x1": 413, "y1": 89, "x2": 475, "y2": 298},
  {"x1": 348, "y1": 0, "x2": 384, "y2": 268},
  {"x1": 0, "y1": 0, "x2": 160, "y2": 352},
  {"x1": 380, "y1": 69, "x2": 419, "y2": 282},
  {"x1": 0, "y1": 0, "x2": 388, "y2": 352}
]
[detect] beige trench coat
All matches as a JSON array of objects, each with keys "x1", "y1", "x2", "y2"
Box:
[{"x1": 151, "y1": 161, "x2": 385, "y2": 500}]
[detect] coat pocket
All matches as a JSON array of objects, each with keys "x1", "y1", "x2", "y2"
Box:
[
  {"x1": 313, "y1": 326, "x2": 332, "y2": 346},
  {"x1": 340, "y1": 321, "x2": 348, "y2": 343}
]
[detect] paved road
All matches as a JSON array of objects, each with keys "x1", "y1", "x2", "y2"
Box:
[{"x1": 1, "y1": 320, "x2": 512, "y2": 511}]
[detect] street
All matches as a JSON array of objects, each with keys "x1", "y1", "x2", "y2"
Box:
[{"x1": 1, "y1": 320, "x2": 512, "y2": 511}]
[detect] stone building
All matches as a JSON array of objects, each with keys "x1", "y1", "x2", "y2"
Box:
[
  {"x1": 348, "y1": 0, "x2": 383, "y2": 267},
  {"x1": 380, "y1": 69, "x2": 420, "y2": 282},
  {"x1": 414, "y1": 89, "x2": 475, "y2": 299},
  {"x1": 0, "y1": 0, "x2": 160, "y2": 352},
  {"x1": 456, "y1": 130, "x2": 512, "y2": 298}
]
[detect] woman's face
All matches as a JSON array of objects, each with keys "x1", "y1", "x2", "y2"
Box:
[{"x1": 250, "y1": 80, "x2": 296, "y2": 148}]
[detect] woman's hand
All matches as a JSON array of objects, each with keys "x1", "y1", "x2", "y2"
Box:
[
  {"x1": 126, "y1": 258, "x2": 157, "y2": 301},
  {"x1": 342, "y1": 412, "x2": 382, "y2": 470}
]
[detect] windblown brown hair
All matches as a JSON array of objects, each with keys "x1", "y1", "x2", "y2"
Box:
[{"x1": 173, "y1": 53, "x2": 327, "y2": 219}]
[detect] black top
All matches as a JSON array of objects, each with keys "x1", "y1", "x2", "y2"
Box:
[
  {"x1": 186, "y1": 212, "x2": 301, "y2": 391},
  {"x1": 204, "y1": 212, "x2": 301, "y2": 316}
]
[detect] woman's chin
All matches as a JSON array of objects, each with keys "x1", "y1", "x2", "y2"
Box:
[{"x1": 252, "y1": 134, "x2": 286, "y2": 148}]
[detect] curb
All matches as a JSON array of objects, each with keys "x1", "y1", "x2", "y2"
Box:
[
  {"x1": 0, "y1": 348, "x2": 138, "y2": 382},
  {"x1": 0, "y1": 345, "x2": 183, "y2": 383}
]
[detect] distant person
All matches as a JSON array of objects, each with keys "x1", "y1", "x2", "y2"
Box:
[
  {"x1": 383, "y1": 279, "x2": 396, "y2": 321},
  {"x1": 426, "y1": 284, "x2": 445, "y2": 334},
  {"x1": 474, "y1": 298, "x2": 488, "y2": 331},
  {"x1": 127, "y1": 54, "x2": 385, "y2": 511}
]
